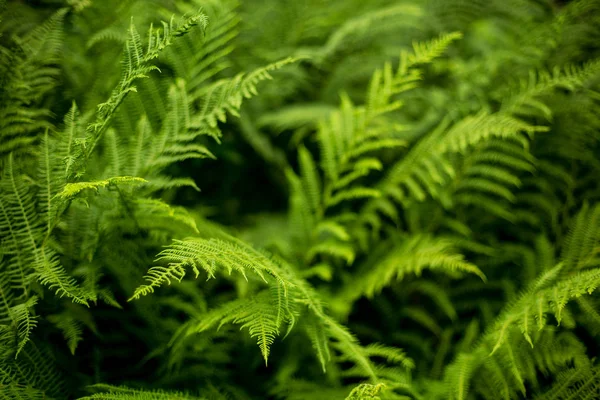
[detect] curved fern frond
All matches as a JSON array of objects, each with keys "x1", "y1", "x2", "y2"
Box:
[
  {"x1": 360, "y1": 112, "x2": 546, "y2": 235},
  {"x1": 498, "y1": 60, "x2": 600, "y2": 119},
  {"x1": 130, "y1": 236, "x2": 292, "y2": 300},
  {"x1": 184, "y1": 289, "x2": 291, "y2": 365},
  {"x1": 343, "y1": 234, "x2": 485, "y2": 300}
]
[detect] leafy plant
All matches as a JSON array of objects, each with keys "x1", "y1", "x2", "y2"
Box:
[{"x1": 1, "y1": 0, "x2": 600, "y2": 399}]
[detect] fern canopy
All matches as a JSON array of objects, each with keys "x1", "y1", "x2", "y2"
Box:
[{"x1": 1, "y1": 0, "x2": 600, "y2": 399}]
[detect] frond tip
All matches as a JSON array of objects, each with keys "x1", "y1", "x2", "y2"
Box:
[{"x1": 345, "y1": 383, "x2": 386, "y2": 400}]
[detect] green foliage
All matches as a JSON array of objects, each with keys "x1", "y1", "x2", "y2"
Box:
[
  {"x1": 79, "y1": 384, "x2": 205, "y2": 400},
  {"x1": 1, "y1": 0, "x2": 600, "y2": 399}
]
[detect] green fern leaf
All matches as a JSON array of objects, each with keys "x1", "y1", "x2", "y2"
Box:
[{"x1": 130, "y1": 236, "x2": 291, "y2": 300}]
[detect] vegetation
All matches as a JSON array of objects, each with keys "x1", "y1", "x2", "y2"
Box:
[{"x1": 1, "y1": 0, "x2": 600, "y2": 398}]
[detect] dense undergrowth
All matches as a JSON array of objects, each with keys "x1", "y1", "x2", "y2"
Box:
[{"x1": 1, "y1": 0, "x2": 600, "y2": 399}]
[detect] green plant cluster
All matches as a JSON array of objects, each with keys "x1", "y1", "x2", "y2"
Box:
[{"x1": 1, "y1": 0, "x2": 600, "y2": 398}]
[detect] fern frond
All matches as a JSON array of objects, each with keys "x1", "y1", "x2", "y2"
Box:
[
  {"x1": 34, "y1": 248, "x2": 90, "y2": 305},
  {"x1": 453, "y1": 138, "x2": 535, "y2": 222},
  {"x1": 56, "y1": 103, "x2": 84, "y2": 180},
  {"x1": 130, "y1": 237, "x2": 291, "y2": 300},
  {"x1": 0, "y1": 9, "x2": 66, "y2": 160},
  {"x1": 551, "y1": 268, "x2": 600, "y2": 323},
  {"x1": 362, "y1": 112, "x2": 545, "y2": 233},
  {"x1": 345, "y1": 383, "x2": 386, "y2": 400},
  {"x1": 364, "y1": 343, "x2": 415, "y2": 371},
  {"x1": 283, "y1": 34, "x2": 464, "y2": 261},
  {"x1": 129, "y1": 80, "x2": 215, "y2": 184},
  {"x1": 401, "y1": 31, "x2": 464, "y2": 70},
  {"x1": 444, "y1": 352, "x2": 482, "y2": 400},
  {"x1": 0, "y1": 383, "x2": 46, "y2": 400},
  {"x1": 317, "y1": 4, "x2": 423, "y2": 62},
  {"x1": 533, "y1": 366, "x2": 600, "y2": 400},
  {"x1": 435, "y1": 112, "x2": 545, "y2": 154},
  {"x1": 325, "y1": 315, "x2": 379, "y2": 382},
  {"x1": 166, "y1": 0, "x2": 240, "y2": 92},
  {"x1": 55, "y1": 177, "x2": 147, "y2": 202},
  {"x1": 298, "y1": 145, "x2": 322, "y2": 215},
  {"x1": 443, "y1": 209, "x2": 600, "y2": 399},
  {"x1": 351, "y1": 234, "x2": 485, "y2": 299},
  {"x1": 304, "y1": 314, "x2": 331, "y2": 372},
  {"x1": 223, "y1": 295, "x2": 277, "y2": 364},
  {"x1": 499, "y1": 59, "x2": 600, "y2": 119},
  {"x1": 10, "y1": 296, "x2": 38, "y2": 358},
  {"x1": 560, "y1": 203, "x2": 600, "y2": 273},
  {"x1": 0, "y1": 198, "x2": 32, "y2": 299},
  {"x1": 79, "y1": 384, "x2": 205, "y2": 400},
  {"x1": 47, "y1": 312, "x2": 83, "y2": 355},
  {"x1": 129, "y1": 198, "x2": 199, "y2": 234},
  {"x1": 38, "y1": 131, "x2": 64, "y2": 234},
  {"x1": 306, "y1": 239, "x2": 355, "y2": 265},
  {"x1": 67, "y1": 11, "x2": 208, "y2": 179},
  {"x1": 188, "y1": 57, "x2": 299, "y2": 140},
  {"x1": 0, "y1": 155, "x2": 89, "y2": 304},
  {"x1": 0, "y1": 342, "x2": 66, "y2": 397}
]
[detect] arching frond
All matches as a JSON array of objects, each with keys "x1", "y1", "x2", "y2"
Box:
[
  {"x1": 340, "y1": 234, "x2": 484, "y2": 301},
  {"x1": 130, "y1": 236, "x2": 292, "y2": 300},
  {"x1": 182, "y1": 289, "x2": 289, "y2": 365},
  {"x1": 498, "y1": 60, "x2": 600, "y2": 119}
]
